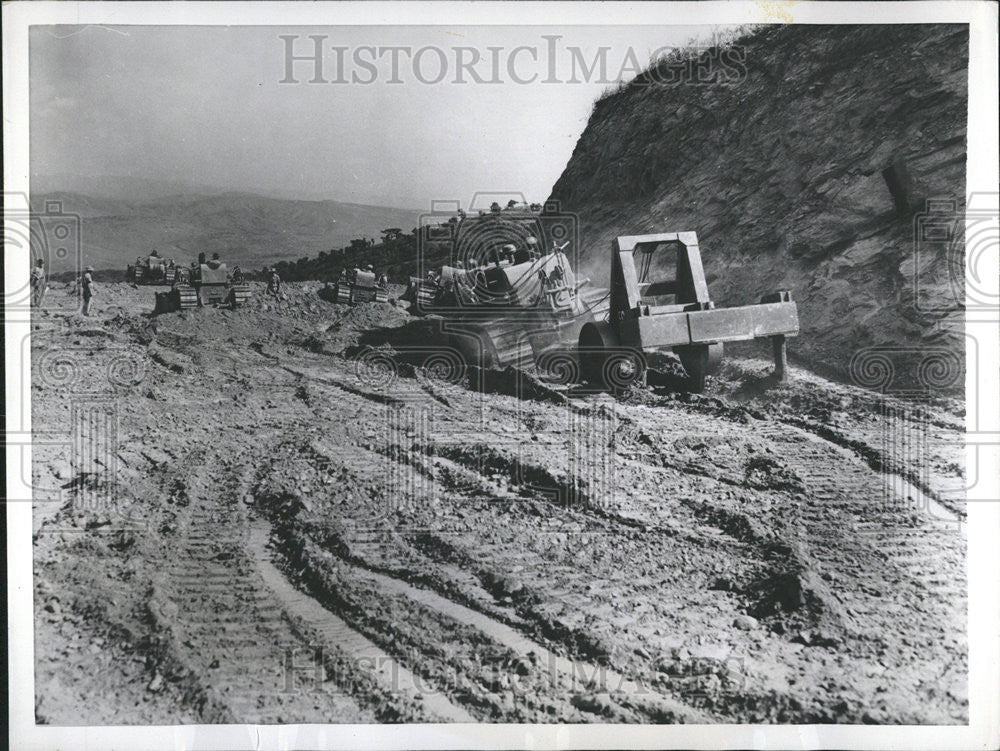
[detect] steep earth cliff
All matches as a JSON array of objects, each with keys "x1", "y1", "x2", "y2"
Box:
[{"x1": 550, "y1": 24, "x2": 968, "y2": 391}]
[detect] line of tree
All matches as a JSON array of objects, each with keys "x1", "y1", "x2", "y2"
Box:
[
  {"x1": 260, "y1": 226, "x2": 452, "y2": 284},
  {"x1": 259, "y1": 200, "x2": 546, "y2": 283}
]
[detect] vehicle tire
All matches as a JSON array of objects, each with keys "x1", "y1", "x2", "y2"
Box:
[
  {"x1": 578, "y1": 321, "x2": 621, "y2": 388},
  {"x1": 602, "y1": 350, "x2": 647, "y2": 394},
  {"x1": 675, "y1": 343, "x2": 722, "y2": 392}
]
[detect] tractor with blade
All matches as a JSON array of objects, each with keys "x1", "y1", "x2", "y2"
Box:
[
  {"x1": 333, "y1": 268, "x2": 389, "y2": 305},
  {"x1": 154, "y1": 259, "x2": 251, "y2": 313},
  {"x1": 578, "y1": 232, "x2": 799, "y2": 391},
  {"x1": 404, "y1": 202, "x2": 609, "y2": 369},
  {"x1": 127, "y1": 252, "x2": 178, "y2": 285}
]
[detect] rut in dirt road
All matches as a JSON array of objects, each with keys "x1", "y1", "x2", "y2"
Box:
[
  {"x1": 154, "y1": 458, "x2": 375, "y2": 723},
  {"x1": 248, "y1": 523, "x2": 476, "y2": 722}
]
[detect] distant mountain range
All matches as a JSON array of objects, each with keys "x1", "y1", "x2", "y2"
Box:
[
  {"x1": 29, "y1": 178, "x2": 423, "y2": 273},
  {"x1": 31, "y1": 173, "x2": 383, "y2": 205}
]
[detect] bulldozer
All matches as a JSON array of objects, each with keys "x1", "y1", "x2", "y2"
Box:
[
  {"x1": 403, "y1": 203, "x2": 608, "y2": 369},
  {"x1": 127, "y1": 252, "x2": 178, "y2": 285},
  {"x1": 333, "y1": 268, "x2": 389, "y2": 305},
  {"x1": 578, "y1": 232, "x2": 799, "y2": 391},
  {"x1": 154, "y1": 259, "x2": 251, "y2": 313}
]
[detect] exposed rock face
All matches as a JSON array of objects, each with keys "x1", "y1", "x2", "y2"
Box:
[{"x1": 550, "y1": 25, "x2": 968, "y2": 392}]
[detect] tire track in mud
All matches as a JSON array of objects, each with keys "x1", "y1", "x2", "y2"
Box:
[
  {"x1": 156, "y1": 466, "x2": 373, "y2": 723},
  {"x1": 139, "y1": 358, "x2": 475, "y2": 724},
  {"x1": 646, "y1": 382, "x2": 965, "y2": 521},
  {"x1": 602, "y1": 400, "x2": 965, "y2": 666},
  {"x1": 246, "y1": 524, "x2": 476, "y2": 722},
  {"x1": 247, "y1": 373, "x2": 720, "y2": 721},
  {"x1": 257, "y1": 499, "x2": 711, "y2": 723},
  {"x1": 349, "y1": 566, "x2": 710, "y2": 723},
  {"x1": 751, "y1": 422, "x2": 966, "y2": 640},
  {"x1": 249, "y1": 350, "x2": 966, "y2": 718}
]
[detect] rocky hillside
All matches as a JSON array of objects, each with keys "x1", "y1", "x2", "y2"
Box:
[{"x1": 549, "y1": 24, "x2": 968, "y2": 390}]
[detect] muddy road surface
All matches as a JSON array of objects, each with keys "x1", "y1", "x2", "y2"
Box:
[{"x1": 31, "y1": 282, "x2": 966, "y2": 724}]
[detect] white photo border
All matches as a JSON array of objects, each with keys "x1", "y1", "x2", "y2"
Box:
[{"x1": 5, "y1": 2, "x2": 999, "y2": 750}]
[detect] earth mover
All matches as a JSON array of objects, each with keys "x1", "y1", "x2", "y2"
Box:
[
  {"x1": 578, "y1": 232, "x2": 799, "y2": 391},
  {"x1": 404, "y1": 204, "x2": 609, "y2": 369},
  {"x1": 127, "y1": 252, "x2": 178, "y2": 285},
  {"x1": 154, "y1": 260, "x2": 251, "y2": 313},
  {"x1": 334, "y1": 268, "x2": 389, "y2": 305}
]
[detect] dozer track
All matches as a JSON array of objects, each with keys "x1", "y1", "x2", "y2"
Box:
[
  {"x1": 229, "y1": 283, "x2": 251, "y2": 307},
  {"x1": 175, "y1": 284, "x2": 198, "y2": 309},
  {"x1": 334, "y1": 280, "x2": 389, "y2": 305}
]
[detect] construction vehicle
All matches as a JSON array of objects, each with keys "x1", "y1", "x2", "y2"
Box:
[
  {"x1": 334, "y1": 268, "x2": 389, "y2": 305},
  {"x1": 578, "y1": 232, "x2": 799, "y2": 391},
  {"x1": 153, "y1": 259, "x2": 251, "y2": 313},
  {"x1": 127, "y1": 252, "x2": 178, "y2": 285},
  {"x1": 404, "y1": 203, "x2": 608, "y2": 368}
]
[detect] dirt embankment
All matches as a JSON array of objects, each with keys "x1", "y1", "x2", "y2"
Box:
[{"x1": 549, "y1": 24, "x2": 968, "y2": 390}]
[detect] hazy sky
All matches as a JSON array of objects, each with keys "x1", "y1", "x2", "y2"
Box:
[{"x1": 31, "y1": 24, "x2": 730, "y2": 209}]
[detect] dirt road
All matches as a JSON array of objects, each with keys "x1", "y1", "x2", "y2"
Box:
[{"x1": 31, "y1": 282, "x2": 967, "y2": 724}]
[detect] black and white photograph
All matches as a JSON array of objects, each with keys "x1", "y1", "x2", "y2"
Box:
[{"x1": 5, "y1": 2, "x2": 999, "y2": 749}]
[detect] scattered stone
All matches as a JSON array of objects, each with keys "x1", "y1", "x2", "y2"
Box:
[
  {"x1": 733, "y1": 615, "x2": 759, "y2": 630},
  {"x1": 147, "y1": 674, "x2": 164, "y2": 693},
  {"x1": 571, "y1": 691, "x2": 616, "y2": 717},
  {"x1": 812, "y1": 628, "x2": 842, "y2": 647}
]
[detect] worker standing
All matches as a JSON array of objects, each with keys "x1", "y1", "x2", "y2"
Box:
[
  {"x1": 267, "y1": 267, "x2": 282, "y2": 297},
  {"x1": 81, "y1": 266, "x2": 95, "y2": 316},
  {"x1": 31, "y1": 258, "x2": 47, "y2": 308}
]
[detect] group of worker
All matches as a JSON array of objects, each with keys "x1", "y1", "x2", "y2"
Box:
[
  {"x1": 29, "y1": 257, "x2": 109, "y2": 316},
  {"x1": 32, "y1": 260, "x2": 97, "y2": 316}
]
